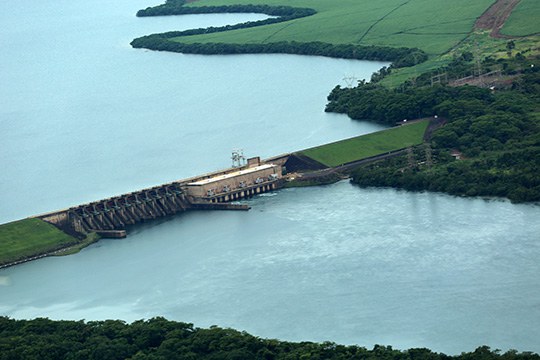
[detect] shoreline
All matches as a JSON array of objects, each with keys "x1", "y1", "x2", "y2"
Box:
[{"x1": 0, "y1": 233, "x2": 100, "y2": 270}]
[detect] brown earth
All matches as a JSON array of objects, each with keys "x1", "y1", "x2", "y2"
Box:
[{"x1": 475, "y1": 0, "x2": 521, "y2": 38}]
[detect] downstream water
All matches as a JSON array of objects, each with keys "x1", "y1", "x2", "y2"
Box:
[{"x1": 1, "y1": 0, "x2": 540, "y2": 355}]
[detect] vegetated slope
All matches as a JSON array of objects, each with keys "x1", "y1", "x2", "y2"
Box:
[
  {"x1": 327, "y1": 55, "x2": 540, "y2": 203},
  {"x1": 1, "y1": 317, "x2": 539, "y2": 360},
  {"x1": 500, "y1": 0, "x2": 540, "y2": 37},
  {"x1": 136, "y1": 0, "x2": 494, "y2": 56},
  {"x1": 300, "y1": 120, "x2": 429, "y2": 167},
  {"x1": 0, "y1": 219, "x2": 78, "y2": 266}
]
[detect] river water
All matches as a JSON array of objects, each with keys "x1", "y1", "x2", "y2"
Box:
[{"x1": 1, "y1": 0, "x2": 539, "y2": 355}]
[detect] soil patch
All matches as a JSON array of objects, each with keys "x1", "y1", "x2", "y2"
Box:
[{"x1": 475, "y1": 0, "x2": 521, "y2": 38}]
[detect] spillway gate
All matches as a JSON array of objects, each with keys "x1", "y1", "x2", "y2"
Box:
[
  {"x1": 37, "y1": 156, "x2": 287, "y2": 237},
  {"x1": 66, "y1": 183, "x2": 190, "y2": 233}
]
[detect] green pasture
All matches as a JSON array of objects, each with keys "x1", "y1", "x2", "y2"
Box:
[
  {"x1": 0, "y1": 218, "x2": 77, "y2": 265},
  {"x1": 501, "y1": 0, "x2": 540, "y2": 37},
  {"x1": 300, "y1": 120, "x2": 429, "y2": 167},
  {"x1": 175, "y1": 0, "x2": 494, "y2": 55}
]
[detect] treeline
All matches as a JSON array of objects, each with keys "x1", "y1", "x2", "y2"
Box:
[
  {"x1": 344, "y1": 58, "x2": 540, "y2": 203},
  {"x1": 1, "y1": 317, "x2": 539, "y2": 360},
  {"x1": 131, "y1": 35, "x2": 426, "y2": 66},
  {"x1": 136, "y1": 0, "x2": 316, "y2": 37},
  {"x1": 131, "y1": 0, "x2": 427, "y2": 67},
  {"x1": 325, "y1": 82, "x2": 493, "y2": 126},
  {"x1": 351, "y1": 145, "x2": 539, "y2": 203},
  {"x1": 137, "y1": 0, "x2": 316, "y2": 19}
]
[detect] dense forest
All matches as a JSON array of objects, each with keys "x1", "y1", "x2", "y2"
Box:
[
  {"x1": 130, "y1": 0, "x2": 427, "y2": 67},
  {"x1": 1, "y1": 317, "x2": 538, "y2": 360},
  {"x1": 326, "y1": 55, "x2": 540, "y2": 203}
]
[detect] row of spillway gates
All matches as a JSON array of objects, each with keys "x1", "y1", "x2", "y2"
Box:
[{"x1": 38, "y1": 157, "x2": 284, "y2": 235}]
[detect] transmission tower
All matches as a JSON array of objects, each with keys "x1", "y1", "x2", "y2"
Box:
[
  {"x1": 231, "y1": 149, "x2": 246, "y2": 168},
  {"x1": 424, "y1": 143, "x2": 433, "y2": 168},
  {"x1": 406, "y1": 147, "x2": 416, "y2": 169},
  {"x1": 431, "y1": 72, "x2": 448, "y2": 86},
  {"x1": 343, "y1": 75, "x2": 358, "y2": 88},
  {"x1": 475, "y1": 41, "x2": 485, "y2": 86}
]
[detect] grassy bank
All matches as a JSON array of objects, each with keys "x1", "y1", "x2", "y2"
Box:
[
  {"x1": 300, "y1": 120, "x2": 429, "y2": 167},
  {"x1": 0, "y1": 218, "x2": 92, "y2": 266}
]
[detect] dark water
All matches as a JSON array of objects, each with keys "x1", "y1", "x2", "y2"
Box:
[{"x1": 1, "y1": 0, "x2": 539, "y2": 355}]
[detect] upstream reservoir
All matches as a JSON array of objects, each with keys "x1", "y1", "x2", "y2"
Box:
[{"x1": 1, "y1": 0, "x2": 540, "y2": 355}]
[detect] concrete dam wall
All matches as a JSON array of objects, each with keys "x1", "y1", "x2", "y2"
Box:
[{"x1": 37, "y1": 156, "x2": 287, "y2": 237}]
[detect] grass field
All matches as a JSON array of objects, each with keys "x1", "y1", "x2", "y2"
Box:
[
  {"x1": 172, "y1": 0, "x2": 494, "y2": 56},
  {"x1": 300, "y1": 120, "x2": 429, "y2": 167},
  {"x1": 0, "y1": 218, "x2": 78, "y2": 266},
  {"x1": 501, "y1": 0, "x2": 540, "y2": 37}
]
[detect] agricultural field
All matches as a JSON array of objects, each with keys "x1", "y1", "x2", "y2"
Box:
[
  {"x1": 300, "y1": 119, "x2": 429, "y2": 167},
  {"x1": 501, "y1": 0, "x2": 540, "y2": 37},
  {"x1": 175, "y1": 0, "x2": 494, "y2": 56},
  {"x1": 0, "y1": 218, "x2": 77, "y2": 266}
]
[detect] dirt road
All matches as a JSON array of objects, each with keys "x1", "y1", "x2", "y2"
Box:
[{"x1": 475, "y1": 0, "x2": 521, "y2": 38}]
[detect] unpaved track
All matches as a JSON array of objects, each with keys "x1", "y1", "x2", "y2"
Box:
[{"x1": 475, "y1": 0, "x2": 521, "y2": 38}]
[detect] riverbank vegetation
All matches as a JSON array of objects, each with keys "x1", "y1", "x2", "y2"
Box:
[
  {"x1": 330, "y1": 54, "x2": 540, "y2": 203},
  {"x1": 131, "y1": 35, "x2": 426, "y2": 67},
  {"x1": 137, "y1": 1, "x2": 315, "y2": 19},
  {"x1": 1, "y1": 316, "x2": 538, "y2": 360},
  {"x1": 300, "y1": 120, "x2": 429, "y2": 167}
]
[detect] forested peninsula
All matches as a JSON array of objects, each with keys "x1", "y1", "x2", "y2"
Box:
[{"x1": 1, "y1": 317, "x2": 539, "y2": 360}]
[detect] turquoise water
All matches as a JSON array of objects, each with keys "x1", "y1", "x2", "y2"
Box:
[
  {"x1": 1, "y1": 0, "x2": 539, "y2": 355},
  {"x1": 0, "y1": 0, "x2": 386, "y2": 222}
]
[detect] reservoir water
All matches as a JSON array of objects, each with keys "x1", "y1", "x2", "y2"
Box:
[{"x1": 1, "y1": 0, "x2": 539, "y2": 355}]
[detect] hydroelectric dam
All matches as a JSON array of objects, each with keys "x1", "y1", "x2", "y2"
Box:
[
  {"x1": 36, "y1": 154, "x2": 289, "y2": 239},
  {"x1": 26, "y1": 118, "x2": 440, "y2": 241}
]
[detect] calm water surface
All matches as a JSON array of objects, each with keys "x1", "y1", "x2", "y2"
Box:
[
  {"x1": 1, "y1": 0, "x2": 539, "y2": 355},
  {"x1": 0, "y1": 0, "x2": 386, "y2": 222}
]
